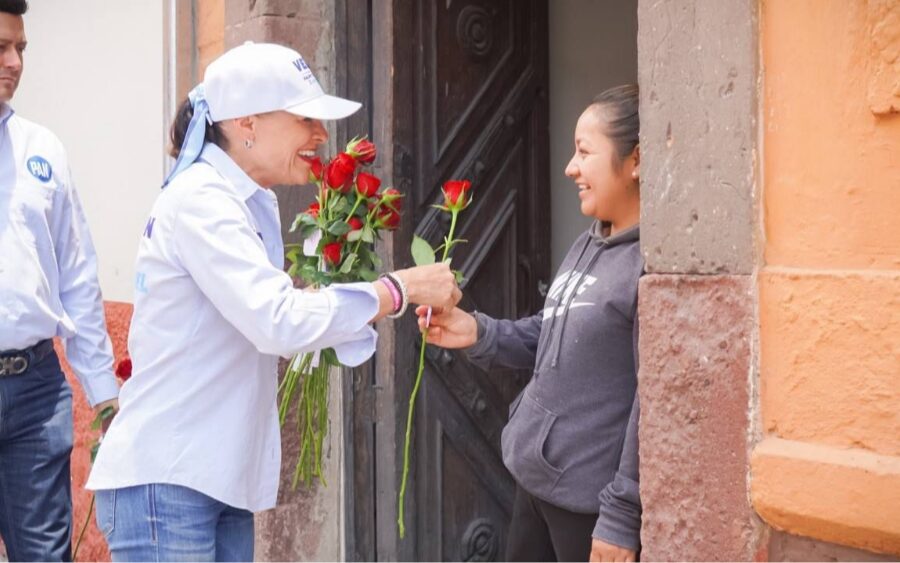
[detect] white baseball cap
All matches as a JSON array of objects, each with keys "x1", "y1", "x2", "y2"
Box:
[{"x1": 204, "y1": 41, "x2": 361, "y2": 121}]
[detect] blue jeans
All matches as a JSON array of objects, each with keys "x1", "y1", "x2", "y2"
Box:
[
  {"x1": 0, "y1": 351, "x2": 74, "y2": 562},
  {"x1": 95, "y1": 484, "x2": 254, "y2": 562}
]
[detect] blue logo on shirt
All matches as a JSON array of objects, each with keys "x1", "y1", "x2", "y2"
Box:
[{"x1": 26, "y1": 156, "x2": 52, "y2": 182}]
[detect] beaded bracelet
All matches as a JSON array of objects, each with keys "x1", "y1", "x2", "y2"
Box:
[{"x1": 383, "y1": 272, "x2": 409, "y2": 319}]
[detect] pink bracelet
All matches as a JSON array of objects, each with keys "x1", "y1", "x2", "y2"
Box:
[{"x1": 379, "y1": 276, "x2": 402, "y2": 313}]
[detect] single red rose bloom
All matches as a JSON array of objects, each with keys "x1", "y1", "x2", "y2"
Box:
[
  {"x1": 442, "y1": 179, "x2": 472, "y2": 210},
  {"x1": 306, "y1": 202, "x2": 321, "y2": 219},
  {"x1": 378, "y1": 208, "x2": 401, "y2": 230},
  {"x1": 307, "y1": 156, "x2": 324, "y2": 184},
  {"x1": 322, "y1": 241, "x2": 343, "y2": 266},
  {"x1": 347, "y1": 216, "x2": 364, "y2": 232},
  {"x1": 325, "y1": 153, "x2": 356, "y2": 192},
  {"x1": 115, "y1": 358, "x2": 133, "y2": 382},
  {"x1": 347, "y1": 138, "x2": 377, "y2": 165},
  {"x1": 381, "y1": 187, "x2": 404, "y2": 211},
  {"x1": 355, "y1": 172, "x2": 381, "y2": 198}
]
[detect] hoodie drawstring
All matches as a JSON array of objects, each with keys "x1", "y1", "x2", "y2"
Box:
[{"x1": 551, "y1": 248, "x2": 604, "y2": 368}]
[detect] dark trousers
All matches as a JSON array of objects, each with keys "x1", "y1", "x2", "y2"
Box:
[
  {"x1": 0, "y1": 352, "x2": 73, "y2": 562},
  {"x1": 506, "y1": 484, "x2": 598, "y2": 562}
]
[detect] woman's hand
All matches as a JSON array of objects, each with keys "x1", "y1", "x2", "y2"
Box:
[
  {"x1": 394, "y1": 263, "x2": 461, "y2": 310},
  {"x1": 415, "y1": 306, "x2": 478, "y2": 349},
  {"x1": 589, "y1": 539, "x2": 636, "y2": 562}
]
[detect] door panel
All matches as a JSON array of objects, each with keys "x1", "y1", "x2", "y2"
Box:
[{"x1": 385, "y1": 0, "x2": 550, "y2": 560}]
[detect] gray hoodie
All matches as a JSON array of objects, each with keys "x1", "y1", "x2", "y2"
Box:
[{"x1": 465, "y1": 221, "x2": 643, "y2": 550}]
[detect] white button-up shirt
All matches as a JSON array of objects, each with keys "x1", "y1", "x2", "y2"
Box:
[
  {"x1": 0, "y1": 105, "x2": 118, "y2": 406},
  {"x1": 88, "y1": 144, "x2": 379, "y2": 512}
]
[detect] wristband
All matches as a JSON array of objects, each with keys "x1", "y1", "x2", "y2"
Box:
[
  {"x1": 379, "y1": 276, "x2": 402, "y2": 314},
  {"x1": 384, "y1": 272, "x2": 409, "y2": 319}
]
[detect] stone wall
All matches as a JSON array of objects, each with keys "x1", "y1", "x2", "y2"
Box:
[
  {"x1": 636, "y1": 1, "x2": 763, "y2": 560},
  {"x1": 638, "y1": 0, "x2": 900, "y2": 560}
]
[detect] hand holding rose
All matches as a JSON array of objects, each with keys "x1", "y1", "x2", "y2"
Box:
[{"x1": 415, "y1": 305, "x2": 477, "y2": 348}]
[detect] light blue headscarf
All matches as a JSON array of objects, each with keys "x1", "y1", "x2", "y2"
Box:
[{"x1": 163, "y1": 84, "x2": 211, "y2": 187}]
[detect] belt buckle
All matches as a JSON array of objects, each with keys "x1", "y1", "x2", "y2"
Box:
[{"x1": 0, "y1": 355, "x2": 28, "y2": 376}]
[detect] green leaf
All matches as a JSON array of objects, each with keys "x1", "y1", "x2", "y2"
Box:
[
  {"x1": 290, "y1": 212, "x2": 317, "y2": 233},
  {"x1": 339, "y1": 252, "x2": 358, "y2": 274},
  {"x1": 331, "y1": 197, "x2": 350, "y2": 214},
  {"x1": 347, "y1": 229, "x2": 363, "y2": 242},
  {"x1": 298, "y1": 224, "x2": 319, "y2": 241},
  {"x1": 361, "y1": 225, "x2": 375, "y2": 243},
  {"x1": 411, "y1": 235, "x2": 436, "y2": 266},
  {"x1": 358, "y1": 267, "x2": 379, "y2": 282},
  {"x1": 454, "y1": 269, "x2": 465, "y2": 285},
  {"x1": 90, "y1": 406, "x2": 115, "y2": 431},
  {"x1": 299, "y1": 264, "x2": 319, "y2": 284},
  {"x1": 322, "y1": 348, "x2": 339, "y2": 366},
  {"x1": 327, "y1": 221, "x2": 352, "y2": 236}
]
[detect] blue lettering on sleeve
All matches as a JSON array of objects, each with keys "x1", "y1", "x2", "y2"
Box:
[
  {"x1": 143, "y1": 217, "x2": 156, "y2": 239},
  {"x1": 135, "y1": 272, "x2": 148, "y2": 293}
]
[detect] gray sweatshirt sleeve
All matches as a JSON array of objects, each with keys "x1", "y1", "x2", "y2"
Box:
[
  {"x1": 592, "y1": 395, "x2": 641, "y2": 550},
  {"x1": 464, "y1": 311, "x2": 543, "y2": 371},
  {"x1": 592, "y1": 308, "x2": 642, "y2": 551}
]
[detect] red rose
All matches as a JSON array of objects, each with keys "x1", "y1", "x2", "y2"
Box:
[
  {"x1": 306, "y1": 201, "x2": 320, "y2": 219},
  {"x1": 371, "y1": 188, "x2": 403, "y2": 230},
  {"x1": 376, "y1": 208, "x2": 401, "y2": 230},
  {"x1": 322, "y1": 241, "x2": 343, "y2": 266},
  {"x1": 381, "y1": 187, "x2": 404, "y2": 211},
  {"x1": 442, "y1": 179, "x2": 472, "y2": 210},
  {"x1": 355, "y1": 172, "x2": 381, "y2": 199},
  {"x1": 347, "y1": 216, "x2": 364, "y2": 232},
  {"x1": 115, "y1": 358, "x2": 132, "y2": 382},
  {"x1": 307, "y1": 156, "x2": 324, "y2": 184},
  {"x1": 325, "y1": 153, "x2": 356, "y2": 192},
  {"x1": 348, "y1": 138, "x2": 377, "y2": 165}
]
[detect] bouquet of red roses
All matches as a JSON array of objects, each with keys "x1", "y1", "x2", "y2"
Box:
[{"x1": 281, "y1": 137, "x2": 403, "y2": 487}]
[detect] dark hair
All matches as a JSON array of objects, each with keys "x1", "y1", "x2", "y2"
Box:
[
  {"x1": 590, "y1": 84, "x2": 639, "y2": 167},
  {"x1": 168, "y1": 96, "x2": 228, "y2": 158},
  {"x1": 0, "y1": 0, "x2": 27, "y2": 15}
]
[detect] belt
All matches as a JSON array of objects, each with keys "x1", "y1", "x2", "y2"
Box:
[{"x1": 0, "y1": 339, "x2": 55, "y2": 377}]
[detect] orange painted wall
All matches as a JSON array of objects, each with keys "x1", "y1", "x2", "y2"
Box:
[
  {"x1": 197, "y1": 0, "x2": 225, "y2": 75},
  {"x1": 753, "y1": 0, "x2": 900, "y2": 555}
]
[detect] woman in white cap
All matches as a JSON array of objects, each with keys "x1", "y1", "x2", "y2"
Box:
[{"x1": 87, "y1": 42, "x2": 460, "y2": 561}]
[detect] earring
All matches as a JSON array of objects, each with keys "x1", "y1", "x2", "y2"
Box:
[
  {"x1": 631, "y1": 170, "x2": 638, "y2": 179},
  {"x1": 244, "y1": 139, "x2": 254, "y2": 149}
]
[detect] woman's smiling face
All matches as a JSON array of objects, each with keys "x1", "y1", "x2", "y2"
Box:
[
  {"x1": 248, "y1": 111, "x2": 329, "y2": 187},
  {"x1": 564, "y1": 107, "x2": 639, "y2": 225}
]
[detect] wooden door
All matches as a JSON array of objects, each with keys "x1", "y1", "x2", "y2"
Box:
[{"x1": 368, "y1": 0, "x2": 551, "y2": 560}]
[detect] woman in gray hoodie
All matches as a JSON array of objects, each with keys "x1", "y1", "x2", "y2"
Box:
[{"x1": 417, "y1": 85, "x2": 642, "y2": 562}]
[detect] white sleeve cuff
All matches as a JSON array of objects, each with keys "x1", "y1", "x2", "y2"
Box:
[{"x1": 320, "y1": 282, "x2": 379, "y2": 366}]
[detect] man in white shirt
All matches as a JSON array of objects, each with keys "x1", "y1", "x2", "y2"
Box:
[{"x1": 0, "y1": 1, "x2": 119, "y2": 559}]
